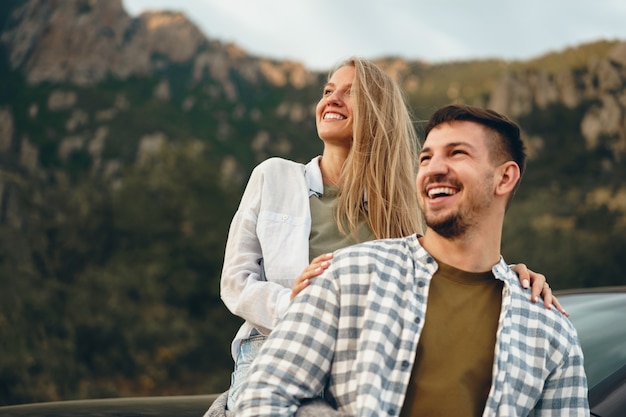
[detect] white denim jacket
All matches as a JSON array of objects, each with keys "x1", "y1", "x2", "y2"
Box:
[{"x1": 221, "y1": 156, "x2": 324, "y2": 360}]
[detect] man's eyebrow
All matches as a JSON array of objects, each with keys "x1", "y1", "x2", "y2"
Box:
[
  {"x1": 420, "y1": 141, "x2": 476, "y2": 153},
  {"x1": 447, "y1": 141, "x2": 475, "y2": 149}
]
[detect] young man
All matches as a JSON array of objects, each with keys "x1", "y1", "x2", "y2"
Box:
[{"x1": 236, "y1": 104, "x2": 589, "y2": 416}]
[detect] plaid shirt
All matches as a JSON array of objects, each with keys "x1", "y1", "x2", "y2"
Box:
[{"x1": 236, "y1": 235, "x2": 589, "y2": 417}]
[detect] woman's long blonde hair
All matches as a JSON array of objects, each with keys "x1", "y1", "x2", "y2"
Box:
[{"x1": 333, "y1": 57, "x2": 424, "y2": 239}]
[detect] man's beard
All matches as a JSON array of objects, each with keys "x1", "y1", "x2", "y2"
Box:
[
  {"x1": 427, "y1": 212, "x2": 468, "y2": 239},
  {"x1": 421, "y1": 171, "x2": 495, "y2": 239}
]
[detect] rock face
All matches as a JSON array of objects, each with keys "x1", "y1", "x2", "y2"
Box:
[
  {"x1": 0, "y1": 0, "x2": 313, "y2": 88},
  {"x1": 1, "y1": 0, "x2": 213, "y2": 85},
  {"x1": 489, "y1": 42, "x2": 626, "y2": 156},
  {"x1": 0, "y1": 0, "x2": 319, "y2": 185}
]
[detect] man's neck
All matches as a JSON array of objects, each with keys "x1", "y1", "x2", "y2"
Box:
[{"x1": 419, "y1": 228, "x2": 502, "y2": 273}]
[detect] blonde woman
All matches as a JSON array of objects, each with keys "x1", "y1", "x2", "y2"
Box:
[{"x1": 214, "y1": 57, "x2": 559, "y2": 413}]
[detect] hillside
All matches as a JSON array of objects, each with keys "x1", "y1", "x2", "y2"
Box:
[{"x1": 0, "y1": 0, "x2": 625, "y2": 405}]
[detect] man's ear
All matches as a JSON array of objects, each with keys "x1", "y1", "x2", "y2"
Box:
[{"x1": 494, "y1": 161, "x2": 520, "y2": 197}]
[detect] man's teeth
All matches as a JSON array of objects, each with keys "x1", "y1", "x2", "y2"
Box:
[
  {"x1": 324, "y1": 113, "x2": 345, "y2": 120},
  {"x1": 428, "y1": 187, "x2": 457, "y2": 198}
]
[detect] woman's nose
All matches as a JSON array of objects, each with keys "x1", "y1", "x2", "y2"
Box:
[{"x1": 326, "y1": 91, "x2": 342, "y2": 105}]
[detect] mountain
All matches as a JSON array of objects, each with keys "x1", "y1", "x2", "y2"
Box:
[{"x1": 0, "y1": 0, "x2": 625, "y2": 406}]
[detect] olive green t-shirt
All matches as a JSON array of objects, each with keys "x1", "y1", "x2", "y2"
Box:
[
  {"x1": 400, "y1": 260, "x2": 504, "y2": 417},
  {"x1": 308, "y1": 184, "x2": 375, "y2": 262}
]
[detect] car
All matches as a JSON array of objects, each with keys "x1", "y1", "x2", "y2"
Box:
[
  {"x1": 0, "y1": 393, "x2": 219, "y2": 416},
  {"x1": 556, "y1": 286, "x2": 626, "y2": 417},
  {"x1": 1, "y1": 287, "x2": 624, "y2": 416}
]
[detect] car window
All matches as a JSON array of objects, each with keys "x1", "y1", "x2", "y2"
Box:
[{"x1": 559, "y1": 291, "x2": 626, "y2": 387}]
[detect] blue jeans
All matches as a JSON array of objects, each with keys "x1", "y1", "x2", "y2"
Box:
[{"x1": 226, "y1": 330, "x2": 267, "y2": 411}]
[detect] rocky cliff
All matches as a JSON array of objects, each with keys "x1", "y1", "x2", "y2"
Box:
[
  {"x1": 0, "y1": 0, "x2": 321, "y2": 191},
  {"x1": 1, "y1": 0, "x2": 312, "y2": 88},
  {"x1": 489, "y1": 42, "x2": 626, "y2": 159}
]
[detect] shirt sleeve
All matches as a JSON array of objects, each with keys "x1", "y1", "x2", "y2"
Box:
[
  {"x1": 235, "y1": 273, "x2": 341, "y2": 416},
  {"x1": 220, "y1": 163, "x2": 292, "y2": 332},
  {"x1": 531, "y1": 330, "x2": 590, "y2": 415}
]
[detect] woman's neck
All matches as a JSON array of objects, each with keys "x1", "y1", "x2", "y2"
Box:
[{"x1": 320, "y1": 147, "x2": 348, "y2": 185}]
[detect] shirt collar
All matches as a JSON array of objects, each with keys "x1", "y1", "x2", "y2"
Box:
[
  {"x1": 304, "y1": 156, "x2": 324, "y2": 197},
  {"x1": 304, "y1": 155, "x2": 369, "y2": 204}
]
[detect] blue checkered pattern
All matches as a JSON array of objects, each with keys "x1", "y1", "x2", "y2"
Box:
[{"x1": 236, "y1": 235, "x2": 589, "y2": 416}]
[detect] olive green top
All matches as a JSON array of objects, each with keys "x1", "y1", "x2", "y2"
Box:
[
  {"x1": 400, "y1": 260, "x2": 503, "y2": 417},
  {"x1": 308, "y1": 184, "x2": 375, "y2": 261}
]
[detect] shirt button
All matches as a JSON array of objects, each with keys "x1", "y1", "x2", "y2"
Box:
[
  {"x1": 414, "y1": 316, "x2": 421, "y2": 324},
  {"x1": 417, "y1": 281, "x2": 425, "y2": 288},
  {"x1": 401, "y1": 360, "x2": 410, "y2": 369},
  {"x1": 282, "y1": 215, "x2": 289, "y2": 221},
  {"x1": 387, "y1": 408, "x2": 396, "y2": 415}
]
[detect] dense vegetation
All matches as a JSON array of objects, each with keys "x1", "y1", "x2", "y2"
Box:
[
  {"x1": 0, "y1": 36, "x2": 325, "y2": 403},
  {"x1": 0, "y1": 142, "x2": 243, "y2": 403},
  {"x1": 502, "y1": 101, "x2": 626, "y2": 288}
]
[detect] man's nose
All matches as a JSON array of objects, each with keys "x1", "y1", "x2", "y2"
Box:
[{"x1": 424, "y1": 154, "x2": 448, "y2": 175}]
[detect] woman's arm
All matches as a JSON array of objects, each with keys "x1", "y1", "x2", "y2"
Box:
[
  {"x1": 221, "y1": 159, "x2": 313, "y2": 331},
  {"x1": 220, "y1": 165, "x2": 294, "y2": 331}
]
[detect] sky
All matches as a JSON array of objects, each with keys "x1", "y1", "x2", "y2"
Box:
[{"x1": 123, "y1": 0, "x2": 626, "y2": 71}]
